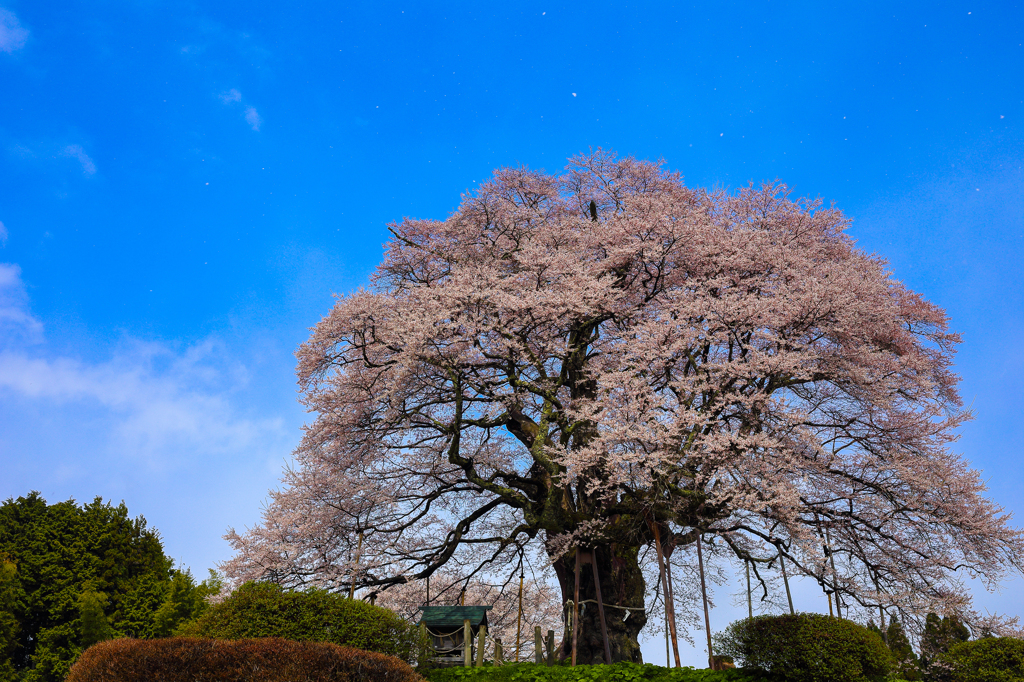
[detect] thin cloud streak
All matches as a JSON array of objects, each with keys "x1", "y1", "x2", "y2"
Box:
[
  {"x1": 217, "y1": 88, "x2": 261, "y2": 131},
  {"x1": 0, "y1": 348, "x2": 287, "y2": 468},
  {"x1": 62, "y1": 144, "x2": 97, "y2": 176},
  {"x1": 244, "y1": 106, "x2": 261, "y2": 131},
  {"x1": 0, "y1": 9, "x2": 28, "y2": 53},
  {"x1": 0, "y1": 263, "x2": 43, "y2": 344}
]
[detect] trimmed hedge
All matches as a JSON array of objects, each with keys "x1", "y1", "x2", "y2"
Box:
[
  {"x1": 713, "y1": 614, "x2": 892, "y2": 682},
  {"x1": 67, "y1": 637, "x2": 425, "y2": 682},
  {"x1": 176, "y1": 581, "x2": 415, "y2": 659},
  {"x1": 940, "y1": 637, "x2": 1024, "y2": 682},
  {"x1": 424, "y1": 662, "x2": 764, "y2": 682}
]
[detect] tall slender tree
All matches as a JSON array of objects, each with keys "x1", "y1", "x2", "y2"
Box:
[{"x1": 225, "y1": 150, "x2": 1024, "y2": 662}]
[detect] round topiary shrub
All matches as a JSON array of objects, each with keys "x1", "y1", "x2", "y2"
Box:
[
  {"x1": 939, "y1": 636, "x2": 1024, "y2": 682},
  {"x1": 67, "y1": 637, "x2": 425, "y2": 682},
  {"x1": 713, "y1": 613, "x2": 892, "y2": 682},
  {"x1": 175, "y1": 581, "x2": 416, "y2": 659}
]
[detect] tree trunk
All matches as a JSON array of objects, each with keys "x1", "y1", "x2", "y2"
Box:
[{"x1": 552, "y1": 544, "x2": 647, "y2": 664}]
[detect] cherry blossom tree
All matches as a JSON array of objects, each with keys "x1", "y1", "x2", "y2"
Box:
[{"x1": 224, "y1": 150, "x2": 1024, "y2": 663}]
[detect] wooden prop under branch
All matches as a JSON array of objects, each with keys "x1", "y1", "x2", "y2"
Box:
[
  {"x1": 651, "y1": 520, "x2": 681, "y2": 667},
  {"x1": 575, "y1": 548, "x2": 612, "y2": 664},
  {"x1": 695, "y1": 536, "x2": 714, "y2": 669},
  {"x1": 572, "y1": 550, "x2": 581, "y2": 666}
]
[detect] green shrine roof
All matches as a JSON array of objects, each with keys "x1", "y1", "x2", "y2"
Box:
[{"x1": 417, "y1": 605, "x2": 492, "y2": 630}]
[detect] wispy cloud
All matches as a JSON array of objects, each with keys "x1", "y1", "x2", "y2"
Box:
[
  {"x1": 217, "y1": 89, "x2": 261, "y2": 132},
  {"x1": 0, "y1": 260, "x2": 297, "y2": 577},
  {"x1": 0, "y1": 263, "x2": 43, "y2": 345},
  {"x1": 0, "y1": 263, "x2": 288, "y2": 471},
  {"x1": 244, "y1": 106, "x2": 261, "y2": 131},
  {"x1": 0, "y1": 9, "x2": 28, "y2": 53},
  {"x1": 0, "y1": 345, "x2": 286, "y2": 466},
  {"x1": 62, "y1": 144, "x2": 97, "y2": 176},
  {"x1": 0, "y1": 221, "x2": 7, "y2": 246}
]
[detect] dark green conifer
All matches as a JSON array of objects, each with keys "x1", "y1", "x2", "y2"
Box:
[
  {"x1": 77, "y1": 583, "x2": 112, "y2": 647},
  {"x1": 920, "y1": 612, "x2": 971, "y2": 680},
  {"x1": 885, "y1": 619, "x2": 922, "y2": 680},
  {"x1": 0, "y1": 492, "x2": 214, "y2": 681}
]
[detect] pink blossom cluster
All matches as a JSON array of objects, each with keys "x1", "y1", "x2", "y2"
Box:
[{"x1": 223, "y1": 150, "x2": 1023, "y2": 646}]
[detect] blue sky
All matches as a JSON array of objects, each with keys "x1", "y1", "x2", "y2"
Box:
[{"x1": 1, "y1": 0, "x2": 1022, "y2": 665}]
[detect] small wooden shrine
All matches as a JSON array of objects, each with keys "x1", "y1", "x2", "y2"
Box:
[{"x1": 417, "y1": 605, "x2": 492, "y2": 667}]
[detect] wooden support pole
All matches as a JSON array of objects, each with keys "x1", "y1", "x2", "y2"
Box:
[
  {"x1": 664, "y1": 603, "x2": 670, "y2": 667},
  {"x1": 464, "y1": 619, "x2": 472, "y2": 667},
  {"x1": 652, "y1": 522, "x2": 681, "y2": 668},
  {"x1": 824, "y1": 524, "x2": 842, "y2": 619},
  {"x1": 476, "y1": 625, "x2": 487, "y2": 667},
  {"x1": 572, "y1": 549, "x2": 581, "y2": 666},
  {"x1": 746, "y1": 561, "x2": 753, "y2": 619},
  {"x1": 814, "y1": 513, "x2": 832, "y2": 618},
  {"x1": 495, "y1": 639, "x2": 503, "y2": 666},
  {"x1": 666, "y1": 555, "x2": 679, "y2": 654},
  {"x1": 589, "y1": 549, "x2": 612, "y2": 664},
  {"x1": 778, "y1": 546, "x2": 795, "y2": 615},
  {"x1": 349, "y1": 532, "x2": 363, "y2": 599},
  {"x1": 515, "y1": 573, "x2": 524, "y2": 662},
  {"x1": 695, "y1": 537, "x2": 714, "y2": 669},
  {"x1": 546, "y1": 630, "x2": 555, "y2": 666},
  {"x1": 534, "y1": 626, "x2": 543, "y2": 664}
]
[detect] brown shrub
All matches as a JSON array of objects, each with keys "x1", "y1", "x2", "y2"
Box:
[{"x1": 67, "y1": 637, "x2": 425, "y2": 682}]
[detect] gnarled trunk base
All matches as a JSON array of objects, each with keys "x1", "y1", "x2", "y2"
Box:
[{"x1": 552, "y1": 544, "x2": 647, "y2": 664}]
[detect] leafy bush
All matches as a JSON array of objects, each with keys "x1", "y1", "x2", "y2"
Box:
[
  {"x1": 423, "y1": 661, "x2": 763, "y2": 682},
  {"x1": 177, "y1": 581, "x2": 416, "y2": 659},
  {"x1": 939, "y1": 637, "x2": 1024, "y2": 682},
  {"x1": 67, "y1": 637, "x2": 424, "y2": 682},
  {"x1": 713, "y1": 614, "x2": 892, "y2": 682}
]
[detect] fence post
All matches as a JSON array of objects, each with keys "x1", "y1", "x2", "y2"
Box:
[
  {"x1": 534, "y1": 626, "x2": 543, "y2": 663},
  {"x1": 476, "y1": 625, "x2": 487, "y2": 667},
  {"x1": 546, "y1": 630, "x2": 555, "y2": 666},
  {"x1": 464, "y1": 619, "x2": 472, "y2": 667}
]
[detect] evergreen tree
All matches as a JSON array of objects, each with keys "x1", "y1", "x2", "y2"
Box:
[
  {"x1": 152, "y1": 569, "x2": 221, "y2": 637},
  {"x1": 0, "y1": 492, "x2": 212, "y2": 681},
  {"x1": 920, "y1": 612, "x2": 970, "y2": 680},
  {"x1": 867, "y1": 619, "x2": 885, "y2": 645},
  {"x1": 885, "y1": 619, "x2": 921, "y2": 681},
  {"x1": 0, "y1": 555, "x2": 22, "y2": 682},
  {"x1": 76, "y1": 584, "x2": 111, "y2": 648}
]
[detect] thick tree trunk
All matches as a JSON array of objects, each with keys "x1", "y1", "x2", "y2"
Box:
[{"x1": 551, "y1": 544, "x2": 648, "y2": 664}]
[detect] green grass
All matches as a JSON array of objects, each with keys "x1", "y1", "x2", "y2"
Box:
[
  {"x1": 422, "y1": 662, "x2": 763, "y2": 682},
  {"x1": 422, "y1": 662, "x2": 916, "y2": 682}
]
